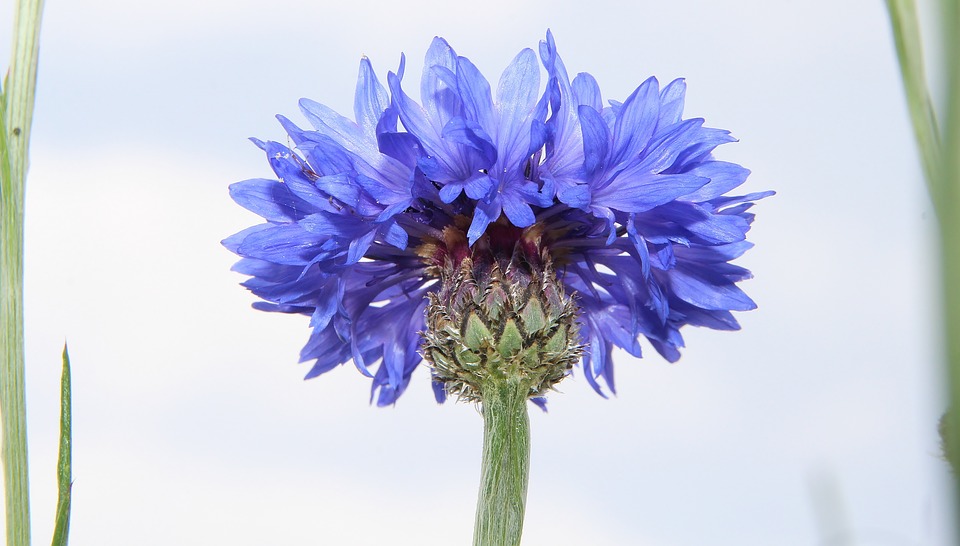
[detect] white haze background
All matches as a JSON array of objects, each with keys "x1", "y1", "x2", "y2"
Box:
[{"x1": 0, "y1": 0, "x2": 955, "y2": 544}]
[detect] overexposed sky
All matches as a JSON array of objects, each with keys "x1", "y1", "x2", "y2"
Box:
[{"x1": 1, "y1": 0, "x2": 955, "y2": 544}]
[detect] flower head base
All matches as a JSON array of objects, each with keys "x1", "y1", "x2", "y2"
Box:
[
  {"x1": 421, "y1": 219, "x2": 581, "y2": 402},
  {"x1": 224, "y1": 31, "x2": 772, "y2": 406}
]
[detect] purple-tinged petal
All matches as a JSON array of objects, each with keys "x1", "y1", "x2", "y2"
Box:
[
  {"x1": 657, "y1": 78, "x2": 686, "y2": 130},
  {"x1": 300, "y1": 98, "x2": 368, "y2": 153},
  {"x1": 421, "y1": 37, "x2": 459, "y2": 127},
  {"x1": 314, "y1": 173, "x2": 361, "y2": 207},
  {"x1": 455, "y1": 56, "x2": 496, "y2": 134},
  {"x1": 496, "y1": 48, "x2": 540, "y2": 171},
  {"x1": 382, "y1": 221, "x2": 408, "y2": 249},
  {"x1": 626, "y1": 215, "x2": 651, "y2": 278},
  {"x1": 627, "y1": 118, "x2": 704, "y2": 175},
  {"x1": 709, "y1": 190, "x2": 776, "y2": 211},
  {"x1": 354, "y1": 57, "x2": 389, "y2": 134},
  {"x1": 501, "y1": 194, "x2": 536, "y2": 228},
  {"x1": 308, "y1": 282, "x2": 340, "y2": 330},
  {"x1": 674, "y1": 126, "x2": 737, "y2": 166},
  {"x1": 592, "y1": 173, "x2": 708, "y2": 214},
  {"x1": 551, "y1": 176, "x2": 591, "y2": 208},
  {"x1": 467, "y1": 198, "x2": 501, "y2": 245},
  {"x1": 376, "y1": 107, "x2": 421, "y2": 169},
  {"x1": 347, "y1": 229, "x2": 377, "y2": 264},
  {"x1": 388, "y1": 71, "x2": 467, "y2": 178},
  {"x1": 578, "y1": 105, "x2": 610, "y2": 177},
  {"x1": 439, "y1": 181, "x2": 464, "y2": 203},
  {"x1": 611, "y1": 76, "x2": 660, "y2": 167},
  {"x1": 300, "y1": 98, "x2": 410, "y2": 184},
  {"x1": 667, "y1": 268, "x2": 757, "y2": 311},
  {"x1": 442, "y1": 117, "x2": 497, "y2": 165},
  {"x1": 229, "y1": 178, "x2": 320, "y2": 222},
  {"x1": 236, "y1": 223, "x2": 328, "y2": 266},
  {"x1": 680, "y1": 161, "x2": 751, "y2": 202},
  {"x1": 572, "y1": 72, "x2": 602, "y2": 111},
  {"x1": 464, "y1": 172, "x2": 496, "y2": 200},
  {"x1": 431, "y1": 378, "x2": 448, "y2": 403},
  {"x1": 222, "y1": 224, "x2": 271, "y2": 253}
]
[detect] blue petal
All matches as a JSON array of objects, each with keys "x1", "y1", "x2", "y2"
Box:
[
  {"x1": 681, "y1": 161, "x2": 751, "y2": 202},
  {"x1": 647, "y1": 277, "x2": 669, "y2": 323},
  {"x1": 314, "y1": 173, "x2": 361, "y2": 207},
  {"x1": 442, "y1": 117, "x2": 497, "y2": 165},
  {"x1": 677, "y1": 240, "x2": 754, "y2": 263},
  {"x1": 552, "y1": 176, "x2": 590, "y2": 208},
  {"x1": 229, "y1": 178, "x2": 319, "y2": 222},
  {"x1": 382, "y1": 220, "x2": 408, "y2": 249},
  {"x1": 572, "y1": 72, "x2": 602, "y2": 111},
  {"x1": 495, "y1": 48, "x2": 540, "y2": 171},
  {"x1": 667, "y1": 268, "x2": 757, "y2": 311},
  {"x1": 464, "y1": 172, "x2": 496, "y2": 200},
  {"x1": 592, "y1": 173, "x2": 708, "y2": 214},
  {"x1": 438, "y1": 181, "x2": 464, "y2": 203},
  {"x1": 455, "y1": 56, "x2": 496, "y2": 134},
  {"x1": 347, "y1": 229, "x2": 377, "y2": 264},
  {"x1": 468, "y1": 198, "x2": 501, "y2": 245},
  {"x1": 222, "y1": 224, "x2": 271, "y2": 253},
  {"x1": 578, "y1": 105, "x2": 609, "y2": 177},
  {"x1": 389, "y1": 71, "x2": 466, "y2": 179},
  {"x1": 432, "y1": 378, "x2": 448, "y2": 404},
  {"x1": 625, "y1": 215, "x2": 651, "y2": 278},
  {"x1": 628, "y1": 118, "x2": 704, "y2": 175},
  {"x1": 237, "y1": 223, "x2": 327, "y2": 266},
  {"x1": 674, "y1": 126, "x2": 737, "y2": 166},
  {"x1": 354, "y1": 57, "x2": 389, "y2": 134},
  {"x1": 657, "y1": 78, "x2": 686, "y2": 130},
  {"x1": 501, "y1": 194, "x2": 536, "y2": 228},
  {"x1": 300, "y1": 98, "x2": 411, "y2": 186},
  {"x1": 300, "y1": 98, "x2": 369, "y2": 156},
  {"x1": 611, "y1": 76, "x2": 660, "y2": 167},
  {"x1": 377, "y1": 110, "x2": 421, "y2": 168},
  {"x1": 421, "y1": 37, "x2": 459, "y2": 129},
  {"x1": 308, "y1": 282, "x2": 340, "y2": 330}
]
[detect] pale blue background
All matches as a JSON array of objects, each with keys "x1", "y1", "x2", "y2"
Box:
[{"x1": 1, "y1": 0, "x2": 955, "y2": 544}]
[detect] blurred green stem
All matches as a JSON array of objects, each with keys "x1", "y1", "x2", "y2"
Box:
[
  {"x1": 886, "y1": 0, "x2": 960, "y2": 532},
  {"x1": 1, "y1": 0, "x2": 45, "y2": 545},
  {"x1": 939, "y1": 0, "x2": 960, "y2": 499},
  {"x1": 473, "y1": 378, "x2": 530, "y2": 546},
  {"x1": 886, "y1": 0, "x2": 943, "y2": 213}
]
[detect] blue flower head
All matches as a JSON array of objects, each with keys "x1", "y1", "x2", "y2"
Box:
[{"x1": 224, "y1": 31, "x2": 772, "y2": 406}]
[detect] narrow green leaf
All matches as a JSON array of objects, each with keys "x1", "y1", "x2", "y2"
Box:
[{"x1": 50, "y1": 344, "x2": 72, "y2": 546}]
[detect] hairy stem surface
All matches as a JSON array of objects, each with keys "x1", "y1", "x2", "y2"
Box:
[{"x1": 473, "y1": 378, "x2": 530, "y2": 546}]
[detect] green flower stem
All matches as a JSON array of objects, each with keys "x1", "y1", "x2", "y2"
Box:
[
  {"x1": 1, "y1": 0, "x2": 45, "y2": 545},
  {"x1": 885, "y1": 0, "x2": 943, "y2": 213},
  {"x1": 474, "y1": 378, "x2": 530, "y2": 546}
]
